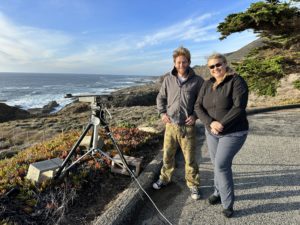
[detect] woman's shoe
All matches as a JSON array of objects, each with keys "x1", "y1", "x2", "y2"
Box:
[
  {"x1": 208, "y1": 194, "x2": 221, "y2": 205},
  {"x1": 222, "y1": 207, "x2": 234, "y2": 218}
]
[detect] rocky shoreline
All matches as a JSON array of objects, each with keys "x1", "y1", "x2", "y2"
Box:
[{"x1": 0, "y1": 80, "x2": 160, "y2": 122}]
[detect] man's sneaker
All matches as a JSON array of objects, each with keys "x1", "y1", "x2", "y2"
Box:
[
  {"x1": 190, "y1": 186, "x2": 200, "y2": 200},
  {"x1": 152, "y1": 179, "x2": 167, "y2": 190},
  {"x1": 222, "y1": 207, "x2": 234, "y2": 218},
  {"x1": 208, "y1": 194, "x2": 221, "y2": 205}
]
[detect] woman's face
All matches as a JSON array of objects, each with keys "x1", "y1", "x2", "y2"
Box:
[
  {"x1": 208, "y1": 58, "x2": 226, "y2": 81},
  {"x1": 174, "y1": 55, "x2": 190, "y2": 76}
]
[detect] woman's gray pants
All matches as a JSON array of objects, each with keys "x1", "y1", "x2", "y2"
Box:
[{"x1": 205, "y1": 130, "x2": 247, "y2": 209}]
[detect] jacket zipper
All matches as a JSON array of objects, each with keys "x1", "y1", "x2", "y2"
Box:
[{"x1": 213, "y1": 88, "x2": 217, "y2": 119}]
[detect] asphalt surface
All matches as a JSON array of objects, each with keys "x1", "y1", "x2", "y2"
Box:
[{"x1": 129, "y1": 108, "x2": 300, "y2": 225}]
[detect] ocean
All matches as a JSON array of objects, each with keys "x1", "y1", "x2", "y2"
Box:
[{"x1": 0, "y1": 73, "x2": 157, "y2": 111}]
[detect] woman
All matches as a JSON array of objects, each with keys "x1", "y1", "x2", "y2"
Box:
[{"x1": 195, "y1": 53, "x2": 248, "y2": 217}]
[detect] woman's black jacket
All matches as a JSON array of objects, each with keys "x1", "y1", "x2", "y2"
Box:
[{"x1": 194, "y1": 74, "x2": 249, "y2": 135}]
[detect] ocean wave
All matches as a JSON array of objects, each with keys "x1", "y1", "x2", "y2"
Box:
[
  {"x1": 42, "y1": 84, "x2": 66, "y2": 88},
  {"x1": 3, "y1": 86, "x2": 31, "y2": 90},
  {"x1": 5, "y1": 94, "x2": 73, "y2": 110}
]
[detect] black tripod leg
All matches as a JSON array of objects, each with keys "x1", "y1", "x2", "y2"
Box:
[
  {"x1": 89, "y1": 128, "x2": 94, "y2": 149},
  {"x1": 54, "y1": 123, "x2": 93, "y2": 179}
]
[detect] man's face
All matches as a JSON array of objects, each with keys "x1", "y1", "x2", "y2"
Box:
[{"x1": 174, "y1": 55, "x2": 190, "y2": 76}]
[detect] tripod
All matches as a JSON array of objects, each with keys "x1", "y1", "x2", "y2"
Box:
[
  {"x1": 52, "y1": 95, "x2": 174, "y2": 225},
  {"x1": 54, "y1": 95, "x2": 132, "y2": 179}
]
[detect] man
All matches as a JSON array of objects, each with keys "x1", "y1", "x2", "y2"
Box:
[{"x1": 153, "y1": 46, "x2": 203, "y2": 200}]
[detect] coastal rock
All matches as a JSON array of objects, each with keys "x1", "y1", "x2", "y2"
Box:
[
  {"x1": 0, "y1": 103, "x2": 30, "y2": 122},
  {"x1": 110, "y1": 83, "x2": 160, "y2": 107},
  {"x1": 27, "y1": 101, "x2": 59, "y2": 115},
  {"x1": 42, "y1": 101, "x2": 59, "y2": 113}
]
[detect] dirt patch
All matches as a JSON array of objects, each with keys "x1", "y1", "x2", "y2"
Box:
[
  {"x1": 59, "y1": 139, "x2": 163, "y2": 225},
  {"x1": 59, "y1": 171, "x2": 134, "y2": 225}
]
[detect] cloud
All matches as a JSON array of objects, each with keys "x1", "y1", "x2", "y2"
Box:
[
  {"x1": 0, "y1": 12, "x2": 72, "y2": 65},
  {"x1": 136, "y1": 14, "x2": 217, "y2": 48}
]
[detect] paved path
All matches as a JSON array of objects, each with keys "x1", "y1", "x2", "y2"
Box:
[{"x1": 132, "y1": 108, "x2": 300, "y2": 225}]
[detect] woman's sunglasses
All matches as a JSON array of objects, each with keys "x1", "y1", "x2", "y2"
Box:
[{"x1": 208, "y1": 62, "x2": 223, "y2": 70}]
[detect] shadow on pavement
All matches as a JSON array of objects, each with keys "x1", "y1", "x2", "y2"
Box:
[{"x1": 235, "y1": 202, "x2": 300, "y2": 217}]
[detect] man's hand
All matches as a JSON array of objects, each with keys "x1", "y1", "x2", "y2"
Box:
[
  {"x1": 185, "y1": 115, "x2": 196, "y2": 126},
  {"x1": 161, "y1": 113, "x2": 171, "y2": 124}
]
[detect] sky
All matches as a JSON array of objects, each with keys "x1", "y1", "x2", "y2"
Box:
[{"x1": 0, "y1": 0, "x2": 262, "y2": 76}]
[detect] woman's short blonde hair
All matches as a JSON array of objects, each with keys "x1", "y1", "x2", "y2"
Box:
[
  {"x1": 173, "y1": 46, "x2": 191, "y2": 63},
  {"x1": 207, "y1": 53, "x2": 227, "y2": 65}
]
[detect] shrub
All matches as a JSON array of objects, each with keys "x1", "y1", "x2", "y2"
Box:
[
  {"x1": 234, "y1": 56, "x2": 285, "y2": 96},
  {"x1": 292, "y1": 79, "x2": 300, "y2": 90}
]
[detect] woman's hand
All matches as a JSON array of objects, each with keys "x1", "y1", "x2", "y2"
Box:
[
  {"x1": 185, "y1": 115, "x2": 196, "y2": 126},
  {"x1": 210, "y1": 121, "x2": 224, "y2": 134},
  {"x1": 210, "y1": 128, "x2": 219, "y2": 135},
  {"x1": 161, "y1": 113, "x2": 171, "y2": 124}
]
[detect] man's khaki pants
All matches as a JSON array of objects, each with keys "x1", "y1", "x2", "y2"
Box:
[{"x1": 159, "y1": 123, "x2": 200, "y2": 188}]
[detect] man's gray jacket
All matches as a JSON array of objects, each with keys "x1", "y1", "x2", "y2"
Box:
[{"x1": 157, "y1": 67, "x2": 204, "y2": 125}]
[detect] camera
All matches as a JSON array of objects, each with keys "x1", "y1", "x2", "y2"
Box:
[{"x1": 64, "y1": 93, "x2": 113, "y2": 105}]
